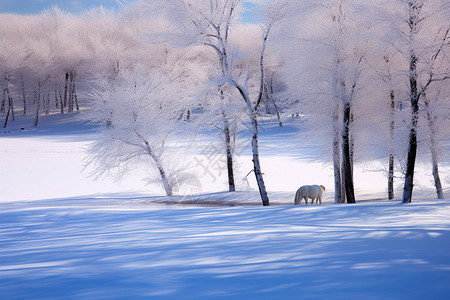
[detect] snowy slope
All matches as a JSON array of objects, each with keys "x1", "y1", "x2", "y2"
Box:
[
  {"x1": 1, "y1": 198, "x2": 449, "y2": 299},
  {"x1": 0, "y1": 114, "x2": 449, "y2": 299}
]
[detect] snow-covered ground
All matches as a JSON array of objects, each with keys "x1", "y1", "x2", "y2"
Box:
[{"x1": 1, "y1": 114, "x2": 449, "y2": 299}]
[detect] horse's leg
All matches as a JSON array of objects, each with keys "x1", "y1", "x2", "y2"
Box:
[{"x1": 304, "y1": 196, "x2": 308, "y2": 205}]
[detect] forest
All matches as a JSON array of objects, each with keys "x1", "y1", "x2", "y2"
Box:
[{"x1": 1, "y1": 0, "x2": 449, "y2": 205}]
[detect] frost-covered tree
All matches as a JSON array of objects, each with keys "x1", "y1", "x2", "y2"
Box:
[
  {"x1": 196, "y1": 84, "x2": 244, "y2": 192},
  {"x1": 83, "y1": 66, "x2": 191, "y2": 196},
  {"x1": 325, "y1": 0, "x2": 368, "y2": 204},
  {"x1": 363, "y1": 49, "x2": 408, "y2": 200},
  {"x1": 279, "y1": 0, "x2": 368, "y2": 203},
  {"x1": 0, "y1": 14, "x2": 33, "y2": 125},
  {"x1": 192, "y1": 23, "x2": 281, "y2": 193},
  {"x1": 129, "y1": 0, "x2": 289, "y2": 205},
  {"x1": 0, "y1": 6, "x2": 162, "y2": 126},
  {"x1": 374, "y1": 0, "x2": 450, "y2": 202},
  {"x1": 421, "y1": 89, "x2": 449, "y2": 199}
]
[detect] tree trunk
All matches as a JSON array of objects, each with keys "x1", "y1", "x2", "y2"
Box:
[
  {"x1": 333, "y1": 146, "x2": 345, "y2": 203},
  {"x1": 424, "y1": 96, "x2": 444, "y2": 199},
  {"x1": 1, "y1": 88, "x2": 5, "y2": 113},
  {"x1": 219, "y1": 89, "x2": 236, "y2": 192},
  {"x1": 21, "y1": 77, "x2": 27, "y2": 115},
  {"x1": 402, "y1": 50, "x2": 419, "y2": 203},
  {"x1": 402, "y1": 125, "x2": 418, "y2": 203},
  {"x1": 71, "y1": 71, "x2": 79, "y2": 112},
  {"x1": 59, "y1": 91, "x2": 64, "y2": 114},
  {"x1": 250, "y1": 114, "x2": 270, "y2": 206},
  {"x1": 224, "y1": 118, "x2": 236, "y2": 192},
  {"x1": 272, "y1": 99, "x2": 283, "y2": 127},
  {"x1": 68, "y1": 71, "x2": 73, "y2": 113},
  {"x1": 388, "y1": 89, "x2": 396, "y2": 200},
  {"x1": 156, "y1": 160, "x2": 172, "y2": 197},
  {"x1": 3, "y1": 93, "x2": 11, "y2": 128},
  {"x1": 3, "y1": 107, "x2": 10, "y2": 128},
  {"x1": 34, "y1": 90, "x2": 40, "y2": 127},
  {"x1": 3, "y1": 85, "x2": 15, "y2": 128},
  {"x1": 333, "y1": 104, "x2": 345, "y2": 203},
  {"x1": 432, "y1": 157, "x2": 444, "y2": 199},
  {"x1": 144, "y1": 140, "x2": 172, "y2": 197},
  {"x1": 10, "y1": 93, "x2": 15, "y2": 121},
  {"x1": 235, "y1": 83, "x2": 270, "y2": 206},
  {"x1": 388, "y1": 154, "x2": 395, "y2": 200},
  {"x1": 349, "y1": 113, "x2": 354, "y2": 177},
  {"x1": 266, "y1": 74, "x2": 283, "y2": 127},
  {"x1": 342, "y1": 101, "x2": 356, "y2": 203},
  {"x1": 63, "y1": 72, "x2": 69, "y2": 111}
]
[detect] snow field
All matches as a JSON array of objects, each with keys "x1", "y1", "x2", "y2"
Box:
[
  {"x1": 0, "y1": 198, "x2": 449, "y2": 299},
  {"x1": 0, "y1": 116, "x2": 449, "y2": 299},
  {"x1": 0, "y1": 116, "x2": 446, "y2": 203}
]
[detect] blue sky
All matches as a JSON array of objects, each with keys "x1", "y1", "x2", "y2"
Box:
[
  {"x1": 0, "y1": 0, "x2": 258, "y2": 22},
  {"x1": 0, "y1": 0, "x2": 121, "y2": 15}
]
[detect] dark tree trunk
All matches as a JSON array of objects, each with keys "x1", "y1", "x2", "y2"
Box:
[
  {"x1": 349, "y1": 112, "x2": 354, "y2": 177},
  {"x1": 5, "y1": 87, "x2": 15, "y2": 125},
  {"x1": 68, "y1": 71, "x2": 74, "y2": 113},
  {"x1": 3, "y1": 107, "x2": 10, "y2": 128},
  {"x1": 59, "y1": 91, "x2": 64, "y2": 114},
  {"x1": 224, "y1": 120, "x2": 236, "y2": 192},
  {"x1": 1, "y1": 88, "x2": 5, "y2": 113},
  {"x1": 388, "y1": 154, "x2": 395, "y2": 200},
  {"x1": 402, "y1": 51, "x2": 419, "y2": 204},
  {"x1": 388, "y1": 89, "x2": 396, "y2": 200},
  {"x1": 34, "y1": 90, "x2": 40, "y2": 127},
  {"x1": 3, "y1": 91, "x2": 12, "y2": 128},
  {"x1": 72, "y1": 71, "x2": 79, "y2": 112},
  {"x1": 342, "y1": 101, "x2": 356, "y2": 203},
  {"x1": 22, "y1": 77, "x2": 27, "y2": 115},
  {"x1": 64, "y1": 72, "x2": 69, "y2": 111},
  {"x1": 10, "y1": 93, "x2": 15, "y2": 122},
  {"x1": 402, "y1": 124, "x2": 418, "y2": 203}
]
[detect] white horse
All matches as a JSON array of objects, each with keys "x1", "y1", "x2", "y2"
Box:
[{"x1": 294, "y1": 185, "x2": 326, "y2": 205}]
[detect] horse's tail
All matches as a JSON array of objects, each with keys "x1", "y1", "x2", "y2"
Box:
[{"x1": 294, "y1": 189, "x2": 300, "y2": 205}]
